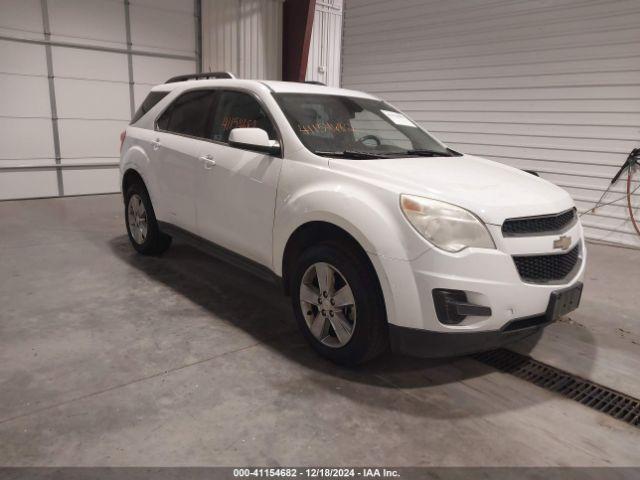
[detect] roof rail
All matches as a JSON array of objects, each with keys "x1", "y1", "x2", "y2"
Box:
[
  {"x1": 165, "y1": 71, "x2": 236, "y2": 83},
  {"x1": 304, "y1": 80, "x2": 326, "y2": 86}
]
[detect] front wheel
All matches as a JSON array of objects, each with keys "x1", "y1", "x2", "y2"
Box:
[{"x1": 291, "y1": 242, "x2": 388, "y2": 365}]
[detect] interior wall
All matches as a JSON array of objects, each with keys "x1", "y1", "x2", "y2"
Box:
[
  {"x1": 201, "y1": 0, "x2": 282, "y2": 80},
  {"x1": 305, "y1": 0, "x2": 343, "y2": 87},
  {"x1": 0, "y1": 0, "x2": 198, "y2": 200},
  {"x1": 341, "y1": 0, "x2": 640, "y2": 248}
]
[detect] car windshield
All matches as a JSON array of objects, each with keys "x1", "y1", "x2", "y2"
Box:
[{"x1": 273, "y1": 93, "x2": 454, "y2": 159}]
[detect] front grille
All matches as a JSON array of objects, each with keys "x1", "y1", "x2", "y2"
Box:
[
  {"x1": 513, "y1": 244, "x2": 580, "y2": 283},
  {"x1": 502, "y1": 208, "x2": 576, "y2": 236}
]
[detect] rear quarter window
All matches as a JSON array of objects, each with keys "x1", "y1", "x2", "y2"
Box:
[{"x1": 130, "y1": 91, "x2": 169, "y2": 124}]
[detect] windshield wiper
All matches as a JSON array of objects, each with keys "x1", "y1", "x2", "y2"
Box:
[
  {"x1": 314, "y1": 150, "x2": 390, "y2": 159},
  {"x1": 403, "y1": 149, "x2": 452, "y2": 157}
]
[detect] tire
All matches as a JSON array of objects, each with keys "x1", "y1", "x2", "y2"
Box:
[
  {"x1": 290, "y1": 241, "x2": 388, "y2": 365},
  {"x1": 124, "y1": 182, "x2": 171, "y2": 255}
]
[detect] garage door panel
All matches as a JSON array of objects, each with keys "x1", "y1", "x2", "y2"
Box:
[
  {"x1": 0, "y1": 158, "x2": 56, "y2": 168},
  {"x1": 349, "y1": 20, "x2": 640, "y2": 57},
  {"x1": 487, "y1": 157, "x2": 622, "y2": 181},
  {"x1": 425, "y1": 122, "x2": 640, "y2": 142},
  {"x1": 439, "y1": 132, "x2": 636, "y2": 157},
  {"x1": 1, "y1": 0, "x2": 197, "y2": 201},
  {"x1": 576, "y1": 199, "x2": 630, "y2": 214},
  {"x1": 347, "y1": 0, "x2": 524, "y2": 29},
  {"x1": 481, "y1": 155, "x2": 629, "y2": 177},
  {"x1": 364, "y1": 84, "x2": 639, "y2": 103},
  {"x1": 346, "y1": 2, "x2": 640, "y2": 45},
  {"x1": 0, "y1": 170, "x2": 59, "y2": 200},
  {"x1": 132, "y1": 56, "x2": 195, "y2": 86},
  {"x1": 0, "y1": 0, "x2": 43, "y2": 41},
  {"x1": 450, "y1": 143, "x2": 625, "y2": 166},
  {"x1": 582, "y1": 214, "x2": 639, "y2": 234},
  {"x1": 356, "y1": 71, "x2": 640, "y2": 93},
  {"x1": 411, "y1": 111, "x2": 640, "y2": 127},
  {"x1": 579, "y1": 204, "x2": 635, "y2": 224},
  {"x1": 48, "y1": 0, "x2": 126, "y2": 49},
  {"x1": 129, "y1": 0, "x2": 194, "y2": 14},
  {"x1": 348, "y1": 0, "x2": 494, "y2": 16},
  {"x1": 344, "y1": 28, "x2": 639, "y2": 66},
  {"x1": 129, "y1": 5, "x2": 195, "y2": 56},
  {"x1": 61, "y1": 157, "x2": 119, "y2": 166},
  {"x1": 583, "y1": 227, "x2": 640, "y2": 247},
  {"x1": 55, "y1": 78, "x2": 130, "y2": 120},
  {"x1": 394, "y1": 99, "x2": 640, "y2": 115},
  {"x1": 562, "y1": 181, "x2": 636, "y2": 199},
  {"x1": 61, "y1": 167, "x2": 120, "y2": 196},
  {"x1": 345, "y1": 20, "x2": 640, "y2": 57},
  {"x1": 536, "y1": 172, "x2": 621, "y2": 194},
  {"x1": 345, "y1": 57, "x2": 640, "y2": 85},
  {"x1": 0, "y1": 40, "x2": 47, "y2": 76},
  {"x1": 347, "y1": 0, "x2": 599, "y2": 31},
  {"x1": 344, "y1": 43, "x2": 640, "y2": 77},
  {"x1": 58, "y1": 119, "x2": 125, "y2": 159},
  {"x1": 52, "y1": 47, "x2": 128, "y2": 83},
  {"x1": 0, "y1": 74, "x2": 51, "y2": 117},
  {"x1": 0, "y1": 118, "x2": 54, "y2": 160}
]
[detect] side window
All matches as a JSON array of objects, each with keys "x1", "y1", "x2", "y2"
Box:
[
  {"x1": 156, "y1": 90, "x2": 216, "y2": 139},
  {"x1": 131, "y1": 91, "x2": 169, "y2": 124},
  {"x1": 276, "y1": 95, "x2": 356, "y2": 152},
  {"x1": 209, "y1": 91, "x2": 276, "y2": 144}
]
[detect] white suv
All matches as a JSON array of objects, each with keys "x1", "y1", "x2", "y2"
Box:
[{"x1": 120, "y1": 72, "x2": 585, "y2": 365}]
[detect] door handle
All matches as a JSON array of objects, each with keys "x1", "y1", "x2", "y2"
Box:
[
  {"x1": 200, "y1": 154, "x2": 216, "y2": 169},
  {"x1": 152, "y1": 138, "x2": 160, "y2": 150}
]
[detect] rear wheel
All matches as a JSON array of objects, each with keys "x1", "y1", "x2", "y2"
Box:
[
  {"x1": 124, "y1": 182, "x2": 171, "y2": 255},
  {"x1": 291, "y1": 242, "x2": 388, "y2": 365}
]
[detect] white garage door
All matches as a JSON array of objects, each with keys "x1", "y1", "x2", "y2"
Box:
[
  {"x1": 341, "y1": 0, "x2": 640, "y2": 248},
  {"x1": 0, "y1": 0, "x2": 199, "y2": 200}
]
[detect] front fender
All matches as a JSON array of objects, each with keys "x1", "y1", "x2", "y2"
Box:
[
  {"x1": 272, "y1": 180, "x2": 430, "y2": 276},
  {"x1": 272, "y1": 180, "x2": 429, "y2": 330}
]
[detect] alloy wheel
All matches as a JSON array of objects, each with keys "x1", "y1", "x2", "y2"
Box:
[
  {"x1": 127, "y1": 193, "x2": 148, "y2": 245},
  {"x1": 299, "y1": 262, "x2": 357, "y2": 348}
]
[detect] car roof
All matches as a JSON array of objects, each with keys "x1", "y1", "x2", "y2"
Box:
[{"x1": 150, "y1": 78, "x2": 379, "y2": 100}]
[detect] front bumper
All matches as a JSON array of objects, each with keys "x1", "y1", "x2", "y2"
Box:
[
  {"x1": 389, "y1": 322, "x2": 541, "y2": 358},
  {"x1": 389, "y1": 282, "x2": 582, "y2": 357},
  {"x1": 370, "y1": 222, "x2": 586, "y2": 357}
]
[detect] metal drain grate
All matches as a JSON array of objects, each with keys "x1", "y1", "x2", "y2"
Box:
[{"x1": 474, "y1": 349, "x2": 640, "y2": 428}]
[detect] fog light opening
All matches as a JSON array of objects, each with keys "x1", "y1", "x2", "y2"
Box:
[{"x1": 432, "y1": 289, "x2": 492, "y2": 325}]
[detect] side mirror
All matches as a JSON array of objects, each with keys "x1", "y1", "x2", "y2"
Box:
[{"x1": 228, "y1": 128, "x2": 281, "y2": 156}]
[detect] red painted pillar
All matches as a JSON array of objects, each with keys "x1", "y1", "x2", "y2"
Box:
[{"x1": 282, "y1": 0, "x2": 316, "y2": 82}]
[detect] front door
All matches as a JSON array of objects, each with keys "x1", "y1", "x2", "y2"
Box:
[{"x1": 195, "y1": 90, "x2": 283, "y2": 268}]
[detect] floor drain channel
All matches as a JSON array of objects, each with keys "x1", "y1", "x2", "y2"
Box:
[{"x1": 474, "y1": 349, "x2": 640, "y2": 428}]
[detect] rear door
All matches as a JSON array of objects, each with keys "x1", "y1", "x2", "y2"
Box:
[
  {"x1": 154, "y1": 89, "x2": 217, "y2": 232},
  {"x1": 195, "y1": 90, "x2": 283, "y2": 267}
]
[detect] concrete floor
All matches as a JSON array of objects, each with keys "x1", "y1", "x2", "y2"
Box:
[{"x1": 1, "y1": 194, "x2": 639, "y2": 466}]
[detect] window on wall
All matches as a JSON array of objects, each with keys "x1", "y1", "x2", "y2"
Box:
[
  {"x1": 157, "y1": 90, "x2": 216, "y2": 138},
  {"x1": 209, "y1": 91, "x2": 277, "y2": 143}
]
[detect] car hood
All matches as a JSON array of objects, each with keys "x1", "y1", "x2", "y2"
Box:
[{"x1": 329, "y1": 154, "x2": 574, "y2": 225}]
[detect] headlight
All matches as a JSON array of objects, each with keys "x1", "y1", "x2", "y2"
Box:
[{"x1": 400, "y1": 194, "x2": 495, "y2": 252}]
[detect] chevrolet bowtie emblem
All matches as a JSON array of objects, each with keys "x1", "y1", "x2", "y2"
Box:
[{"x1": 553, "y1": 235, "x2": 572, "y2": 250}]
